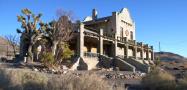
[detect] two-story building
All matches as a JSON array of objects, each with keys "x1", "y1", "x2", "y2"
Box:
[{"x1": 70, "y1": 8, "x2": 154, "y2": 72}]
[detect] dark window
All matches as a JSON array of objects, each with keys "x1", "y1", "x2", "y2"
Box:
[{"x1": 130, "y1": 31, "x2": 133, "y2": 40}]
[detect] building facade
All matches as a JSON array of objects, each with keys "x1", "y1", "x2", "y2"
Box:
[{"x1": 70, "y1": 8, "x2": 154, "y2": 72}]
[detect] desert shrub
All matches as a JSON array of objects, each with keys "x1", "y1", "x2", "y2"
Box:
[
  {"x1": 142, "y1": 68, "x2": 176, "y2": 90},
  {"x1": 55, "y1": 43, "x2": 74, "y2": 63},
  {"x1": 47, "y1": 73, "x2": 111, "y2": 90},
  {"x1": 0, "y1": 68, "x2": 48, "y2": 90},
  {"x1": 154, "y1": 57, "x2": 161, "y2": 66},
  {"x1": 176, "y1": 73, "x2": 187, "y2": 90},
  {"x1": 0, "y1": 68, "x2": 112, "y2": 90},
  {"x1": 176, "y1": 78, "x2": 187, "y2": 90},
  {"x1": 61, "y1": 43, "x2": 74, "y2": 60},
  {"x1": 40, "y1": 52, "x2": 55, "y2": 67},
  {"x1": 39, "y1": 43, "x2": 74, "y2": 67}
]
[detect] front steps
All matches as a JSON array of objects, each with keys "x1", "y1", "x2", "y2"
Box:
[
  {"x1": 70, "y1": 55, "x2": 152, "y2": 73},
  {"x1": 114, "y1": 57, "x2": 136, "y2": 72},
  {"x1": 125, "y1": 58, "x2": 151, "y2": 73}
]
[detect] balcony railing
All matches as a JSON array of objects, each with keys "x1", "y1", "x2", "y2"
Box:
[
  {"x1": 117, "y1": 37, "x2": 127, "y2": 43},
  {"x1": 128, "y1": 40, "x2": 136, "y2": 45},
  {"x1": 84, "y1": 31, "x2": 99, "y2": 38},
  {"x1": 84, "y1": 52, "x2": 99, "y2": 58},
  {"x1": 103, "y1": 33, "x2": 115, "y2": 40}
]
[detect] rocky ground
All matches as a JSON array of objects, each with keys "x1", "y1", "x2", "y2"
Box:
[{"x1": 0, "y1": 61, "x2": 144, "y2": 90}]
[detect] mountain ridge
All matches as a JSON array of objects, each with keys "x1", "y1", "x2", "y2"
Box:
[{"x1": 154, "y1": 51, "x2": 187, "y2": 62}]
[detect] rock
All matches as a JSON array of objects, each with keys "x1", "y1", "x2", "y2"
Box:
[
  {"x1": 63, "y1": 70, "x2": 68, "y2": 74},
  {"x1": 62, "y1": 65, "x2": 69, "y2": 70},
  {"x1": 33, "y1": 68, "x2": 39, "y2": 72}
]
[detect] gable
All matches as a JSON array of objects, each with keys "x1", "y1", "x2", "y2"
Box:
[{"x1": 119, "y1": 8, "x2": 133, "y2": 24}]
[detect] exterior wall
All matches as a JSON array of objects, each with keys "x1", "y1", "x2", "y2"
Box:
[
  {"x1": 91, "y1": 47, "x2": 97, "y2": 53},
  {"x1": 113, "y1": 8, "x2": 135, "y2": 40},
  {"x1": 117, "y1": 47, "x2": 124, "y2": 56},
  {"x1": 105, "y1": 19, "x2": 114, "y2": 35},
  {"x1": 143, "y1": 51, "x2": 147, "y2": 59},
  {"x1": 149, "y1": 52, "x2": 152, "y2": 59},
  {"x1": 84, "y1": 46, "x2": 97, "y2": 53},
  {"x1": 83, "y1": 46, "x2": 87, "y2": 52},
  {"x1": 137, "y1": 51, "x2": 141, "y2": 58},
  {"x1": 128, "y1": 49, "x2": 133, "y2": 56}
]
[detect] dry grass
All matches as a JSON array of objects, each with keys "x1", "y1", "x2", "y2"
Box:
[
  {"x1": 142, "y1": 68, "x2": 176, "y2": 90},
  {"x1": 47, "y1": 73, "x2": 111, "y2": 90},
  {"x1": 0, "y1": 69, "x2": 48, "y2": 90},
  {"x1": 176, "y1": 73, "x2": 187, "y2": 90},
  {"x1": 0, "y1": 68, "x2": 112, "y2": 90}
]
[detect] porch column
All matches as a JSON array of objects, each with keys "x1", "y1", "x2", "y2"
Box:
[
  {"x1": 146, "y1": 46, "x2": 149, "y2": 60},
  {"x1": 134, "y1": 46, "x2": 137, "y2": 59},
  {"x1": 125, "y1": 44, "x2": 129, "y2": 58},
  {"x1": 124, "y1": 37, "x2": 128, "y2": 58},
  {"x1": 99, "y1": 29, "x2": 103, "y2": 55},
  {"x1": 141, "y1": 48, "x2": 144, "y2": 60},
  {"x1": 79, "y1": 23, "x2": 84, "y2": 57},
  {"x1": 151, "y1": 51, "x2": 154, "y2": 60},
  {"x1": 114, "y1": 33, "x2": 117, "y2": 56},
  {"x1": 134, "y1": 41, "x2": 137, "y2": 59},
  {"x1": 112, "y1": 12, "x2": 118, "y2": 57},
  {"x1": 141, "y1": 43, "x2": 144, "y2": 60},
  {"x1": 151, "y1": 46, "x2": 154, "y2": 60}
]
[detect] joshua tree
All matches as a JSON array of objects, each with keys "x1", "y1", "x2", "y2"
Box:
[
  {"x1": 16, "y1": 8, "x2": 75, "y2": 66},
  {"x1": 17, "y1": 8, "x2": 45, "y2": 62}
]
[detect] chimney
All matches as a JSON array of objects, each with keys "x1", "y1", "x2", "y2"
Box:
[{"x1": 92, "y1": 9, "x2": 97, "y2": 20}]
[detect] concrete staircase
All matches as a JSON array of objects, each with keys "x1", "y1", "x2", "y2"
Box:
[
  {"x1": 98, "y1": 55, "x2": 113, "y2": 68},
  {"x1": 70, "y1": 57, "x2": 80, "y2": 70},
  {"x1": 125, "y1": 58, "x2": 150, "y2": 73},
  {"x1": 115, "y1": 57, "x2": 136, "y2": 72},
  {"x1": 83, "y1": 57, "x2": 99, "y2": 70}
]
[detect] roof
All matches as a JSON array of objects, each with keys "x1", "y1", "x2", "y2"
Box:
[{"x1": 83, "y1": 16, "x2": 111, "y2": 25}]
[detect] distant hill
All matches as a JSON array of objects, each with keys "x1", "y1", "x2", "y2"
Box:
[{"x1": 154, "y1": 52, "x2": 187, "y2": 62}]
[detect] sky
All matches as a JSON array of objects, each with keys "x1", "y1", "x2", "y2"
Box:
[{"x1": 0, "y1": 0, "x2": 187, "y2": 57}]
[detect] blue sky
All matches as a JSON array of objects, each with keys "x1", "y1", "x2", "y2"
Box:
[{"x1": 0, "y1": 0, "x2": 187, "y2": 56}]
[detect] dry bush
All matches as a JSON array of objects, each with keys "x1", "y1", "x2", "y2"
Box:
[
  {"x1": 0, "y1": 68, "x2": 112, "y2": 90},
  {"x1": 142, "y1": 68, "x2": 176, "y2": 90},
  {"x1": 176, "y1": 73, "x2": 187, "y2": 90},
  {"x1": 177, "y1": 78, "x2": 187, "y2": 90},
  {"x1": 0, "y1": 68, "x2": 48, "y2": 90},
  {"x1": 47, "y1": 73, "x2": 111, "y2": 90}
]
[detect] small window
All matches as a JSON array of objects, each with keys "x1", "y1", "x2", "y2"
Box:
[{"x1": 130, "y1": 31, "x2": 133, "y2": 40}]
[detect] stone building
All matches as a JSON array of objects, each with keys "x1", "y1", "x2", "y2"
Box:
[{"x1": 70, "y1": 8, "x2": 154, "y2": 72}]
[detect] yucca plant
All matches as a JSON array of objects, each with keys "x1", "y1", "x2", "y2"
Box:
[{"x1": 17, "y1": 8, "x2": 46, "y2": 62}]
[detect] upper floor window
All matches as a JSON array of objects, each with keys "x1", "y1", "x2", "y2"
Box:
[
  {"x1": 130, "y1": 31, "x2": 133, "y2": 40},
  {"x1": 120, "y1": 27, "x2": 123, "y2": 37}
]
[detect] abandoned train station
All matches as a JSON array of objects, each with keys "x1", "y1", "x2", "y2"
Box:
[{"x1": 70, "y1": 8, "x2": 154, "y2": 72}]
